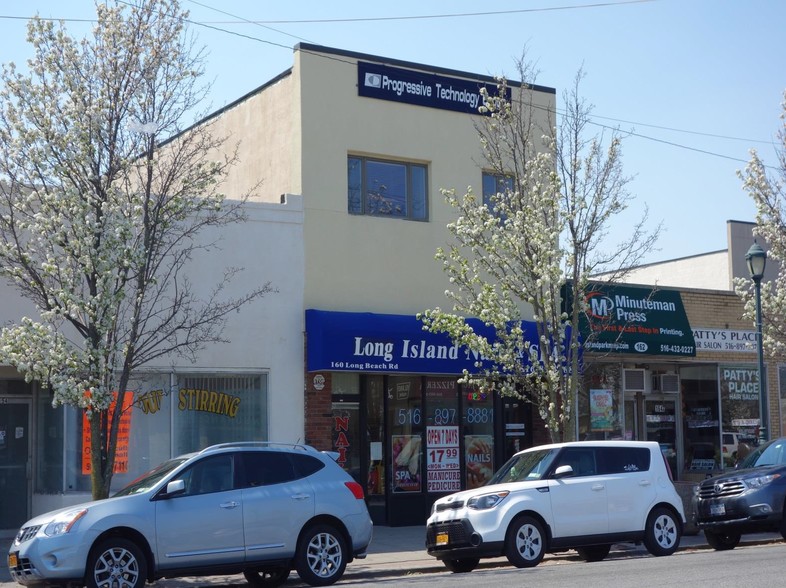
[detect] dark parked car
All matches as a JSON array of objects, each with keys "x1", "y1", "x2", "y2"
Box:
[{"x1": 695, "y1": 436, "x2": 786, "y2": 550}]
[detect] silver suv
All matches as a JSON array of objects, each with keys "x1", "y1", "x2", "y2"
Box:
[
  {"x1": 426, "y1": 440, "x2": 685, "y2": 572},
  {"x1": 7, "y1": 443, "x2": 373, "y2": 587}
]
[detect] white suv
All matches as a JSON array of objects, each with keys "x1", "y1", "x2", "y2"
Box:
[
  {"x1": 426, "y1": 440, "x2": 685, "y2": 572},
  {"x1": 8, "y1": 443, "x2": 373, "y2": 588}
]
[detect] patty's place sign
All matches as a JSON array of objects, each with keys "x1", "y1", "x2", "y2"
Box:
[
  {"x1": 567, "y1": 284, "x2": 696, "y2": 357},
  {"x1": 357, "y1": 61, "x2": 512, "y2": 116}
]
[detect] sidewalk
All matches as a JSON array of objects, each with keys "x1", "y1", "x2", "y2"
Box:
[{"x1": 2, "y1": 526, "x2": 782, "y2": 586}]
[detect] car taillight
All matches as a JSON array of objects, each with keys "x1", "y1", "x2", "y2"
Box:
[{"x1": 345, "y1": 481, "x2": 365, "y2": 499}]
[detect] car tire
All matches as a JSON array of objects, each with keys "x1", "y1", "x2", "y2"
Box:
[
  {"x1": 704, "y1": 529, "x2": 741, "y2": 551},
  {"x1": 295, "y1": 524, "x2": 348, "y2": 586},
  {"x1": 85, "y1": 537, "x2": 147, "y2": 588},
  {"x1": 442, "y1": 558, "x2": 479, "y2": 573},
  {"x1": 243, "y1": 567, "x2": 290, "y2": 587},
  {"x1": 576, "y1": 544, "x2": 611, "y2": 562},
  {"x1": 505, "y1": 515, "x2": 546, "y2": 568},
  {"x1": 643, "y1": 507, "x2": 681, "y2": 556}
]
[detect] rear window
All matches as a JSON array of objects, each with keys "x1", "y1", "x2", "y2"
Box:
[{"x1": 597, "y1": 447, "x2": 650, "y2": 474}]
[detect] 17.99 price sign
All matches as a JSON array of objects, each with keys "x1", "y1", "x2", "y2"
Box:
[{"x1": 426, "y1": 426, "x2": 461, "y2": 492}]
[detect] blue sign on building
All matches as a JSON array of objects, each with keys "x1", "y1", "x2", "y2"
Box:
[
  {"x1": 306, "y1": 309, "x2": 543, "y2": 375},
  {"x1": 357, "y1": 61, "x2": 510, "y2": 116}
]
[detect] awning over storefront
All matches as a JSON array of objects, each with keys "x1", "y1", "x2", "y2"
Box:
[
  {"x1": 305, "y1": 309, "x2": 542, "y2": 374},
  {"x1": 566, "y1": 283, "x2": 696, "y2": 357}
]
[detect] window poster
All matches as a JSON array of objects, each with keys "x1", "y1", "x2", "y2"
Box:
[
  {"x1": 590, "y1": 389, "x2": 615, "y2": 431},
  {"x1": 465, "y1": 434, "x2": 494, "y2": 489},
  {"x1": 426, "y1": 426, "x2": 460, "y2": 493},
  {"x1": 392, "y1": 434, "x2": 422, "y2": 492},
  {"x1": 81, "y1": 391, "x2": 134, "y2": 475}
]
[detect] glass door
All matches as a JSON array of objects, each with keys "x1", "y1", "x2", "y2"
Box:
[
  {"x1": 644, "y1": 396, "x2": 678, "y2": 476},
  {"x1": 0, "y1": 397, "x2": 31, "y2": 530}
]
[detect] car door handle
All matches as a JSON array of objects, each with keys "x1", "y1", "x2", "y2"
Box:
[
  {"x1": 591, "y1": 484, "x2": 605, "y2": 491},
  {"x1": 220, "y1": 501, "x2": 240, "y2": 509},
  {"x1": 639, "y1": 480, "x2": 652, "y2": 487},
  {"x1": 291, "y1": 494, "x2": 311, "y2": 501}
]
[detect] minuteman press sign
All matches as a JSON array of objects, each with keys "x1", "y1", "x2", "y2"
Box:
[{"x1": 566, "y1": 283, "x2": 696, "y2": 357}]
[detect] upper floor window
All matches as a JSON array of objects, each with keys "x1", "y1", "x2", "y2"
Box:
[
  {"x1": 482, "y1": 172, "x2": 514, "y2": 209},
  {"x1": 348, "y1": 156, "x2": 428, "y2": 221}
]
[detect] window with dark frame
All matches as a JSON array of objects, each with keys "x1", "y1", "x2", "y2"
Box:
[
  {"x1": 348, "y1": 156, "x2": 428, "y2": 221},
  {"x1": 481, "y1": 172, "x2": 514, "y2": 209}
]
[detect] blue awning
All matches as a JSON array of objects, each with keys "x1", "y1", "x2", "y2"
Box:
[{"x1": 305, "y1": 309, "x2": 542, "y2": 375}]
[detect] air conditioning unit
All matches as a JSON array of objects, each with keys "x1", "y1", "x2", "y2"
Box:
[
  {"x1": 623, "y1": 369, "x2": 647, "y2": 392},
  {"x1": 653, "y1": 373, "x2": 680, "y2": 393}
]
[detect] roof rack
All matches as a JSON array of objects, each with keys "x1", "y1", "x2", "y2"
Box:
[{"x1": 199, "y1": 441, "x2": 316, "y2": 453}]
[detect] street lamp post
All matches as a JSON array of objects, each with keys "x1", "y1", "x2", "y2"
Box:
[{"x1": 746, "y1": 241, "x2": 768, "y2": 443}]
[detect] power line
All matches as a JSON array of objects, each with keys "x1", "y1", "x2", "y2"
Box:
[
  {"x1": 1, "y1": 2, "x2": 779, "y2": 166},
  {"x1": 192, "y1": 0, "x2": 659, "y2": 24}
]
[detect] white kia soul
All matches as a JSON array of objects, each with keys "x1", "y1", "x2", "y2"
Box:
[{"x1": 426, "y1": 440, "x2": 685, "y2": 572}]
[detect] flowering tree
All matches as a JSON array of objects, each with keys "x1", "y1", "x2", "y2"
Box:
[
  {"x1": 0, "y1": 0, "x2": 272, "y2": 499},
  {"x1": 422, "y1": 60, "x2": 659, "y2": 442},
  {"x1": 736, "y1": 91, "x2": 786, "y2": 357}
]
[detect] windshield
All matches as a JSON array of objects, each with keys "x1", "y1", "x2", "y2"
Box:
[
  {"x1": 487, "y1": 448, "x2": 558, "y2": 485},
  {"x1": 113, "y1": 457, "x2": 189, "y2": 497},
  {"x1": 738, "y1": 438, "x2": 786, "y2": 470}
]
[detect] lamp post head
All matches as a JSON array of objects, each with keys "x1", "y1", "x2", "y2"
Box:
[{"x1": 746, "y1": 241, "x2": 767, "y2": 282}]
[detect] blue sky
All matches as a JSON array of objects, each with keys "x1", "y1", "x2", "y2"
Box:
[{"x1": 2, "y1": 0, "x2": 784, "y2": 265}]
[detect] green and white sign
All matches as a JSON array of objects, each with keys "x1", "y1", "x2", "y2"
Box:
[{"x1": 566, "y1": 283, "x2": 696, "y2": 357}]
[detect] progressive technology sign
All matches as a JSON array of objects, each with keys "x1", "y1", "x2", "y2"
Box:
[{"x1": 357, "y1": 61, "x2": 509, "y2": 115}]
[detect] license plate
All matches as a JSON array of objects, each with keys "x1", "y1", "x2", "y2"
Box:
[
  {"x1": 710, "y1": 503, "x2": 725, "y2": 516},
  {"x1": 436, "y1": 532, "x2": 449, "y2": 546},
  {"x1": 8, "y1": 553, "x2": 18, "y2": 568}
]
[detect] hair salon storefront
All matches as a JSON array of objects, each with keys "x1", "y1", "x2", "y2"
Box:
[{"x1": 304, "y1": 309, "x2": 543, "y2": 526}]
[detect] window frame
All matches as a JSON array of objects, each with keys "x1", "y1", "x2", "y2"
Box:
[
  {"x1": 348, "y1": 155, "x2": 429, "y2": 221},
  {"x1": 481, "y1": 171, "x2": 514, "y2": 209}
]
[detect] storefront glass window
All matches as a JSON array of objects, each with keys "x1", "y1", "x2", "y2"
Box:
[
  {"x1": 388, "y1": 376, "x2": 423, "y2": 493},
  {"x1": 579, "y1": 364, "x2": 623, "y2": 440},
  {"x1": 719, "y1": 364, "x2": 761, "y2": 466},
  {"x1": 424, "y1": 378, "x2": 461, "y2": 494},
  {"x1": 681, "y1": 365, "x2": 720, "y2": 473},
  {"x1": 464, "y1": 387, "x2": 495, "y2": 489},
  {"x1": 65, "y1": 373, "x2": 174, "y2": 493},
  {"x1": 173, "y1": 373, "x2": 267, "y2": 456},
  {"x1": 331, "y1": 372, "x2": 360, "y2": 483},
  {"x1": 35, "y1": 386, "x2": 64, "y2": 493},
  {"x1": 365, "y1": 376, "x2": 385, "y2": 498},
  {"x1": 780, "y1": 365, "x2": 786, "y2": 439}
]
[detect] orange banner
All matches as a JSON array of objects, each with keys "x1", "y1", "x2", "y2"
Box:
[{"x1": 81, "y1": 392, "x2": 133, "y2": 475}]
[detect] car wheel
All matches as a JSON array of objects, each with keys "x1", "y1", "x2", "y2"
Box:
[
  {"x1": 643, "y1": 507, "x2": 681, "y2": 556},
  {"x1": 85, "y1": 538, "x2": 147, "y2": 588},
  {"x1": 505, "y1": 515, "x2": 546, "y2": 568},
  {"x1": 295, "y1": 524, "x2": 347, "y2": 586},
  {"x1": 442, "y1": 558, "x2": 479, "y2": 573},
  {"x1": 576, "y1": 544, "x2": 611, "y2": 562},
  {"x1": 243, "y1": 567, "x2": 290, "y2": 587},
  {"x1": 704, "y1": 529, "x2": 741, "y2": 551}
]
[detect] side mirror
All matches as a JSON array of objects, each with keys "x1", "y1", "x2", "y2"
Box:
[
  {"x1": 163, "y1": 479, "x2": 186, "y2": 497},
  {"x1": 553, "y1": 464, "x2": 574, "y2": 479}
]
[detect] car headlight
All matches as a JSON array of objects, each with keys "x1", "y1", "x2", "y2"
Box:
[
  {"x1": 467, "y1": 491, "x2": 510, "y2": 510},
  {"x1": 44, "y1": 509, "x2": 88, "y2": 537},
  {"x1": 746, "y1": 473, "x2": 781, "y2": 489}
]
